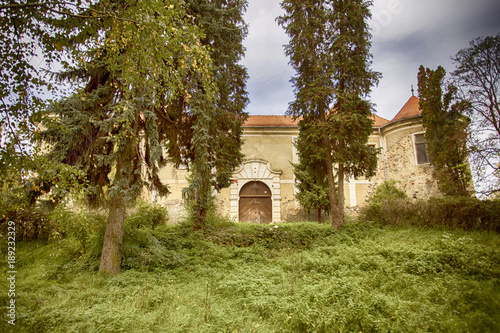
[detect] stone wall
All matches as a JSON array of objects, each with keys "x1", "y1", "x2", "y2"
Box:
[{"x1": 370, "y1": 118, "x2": 440, "y2": 200}]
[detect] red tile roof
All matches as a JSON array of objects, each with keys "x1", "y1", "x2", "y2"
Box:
[
  {"x1": 243, "y1": 114, "x2": 390, "y2": 128},
  {"x1": 242, "y1": 115, "x2": 300, "y2": 127},
  {"x1": 371, "y1": 114, "x2": 390, "y2": 127},
  {"x1": 242, "y1": 97, "x2": 422, "y2": 129},
  {"x1": 390, "y1": 96, "x2": 422, "y2": 123}
]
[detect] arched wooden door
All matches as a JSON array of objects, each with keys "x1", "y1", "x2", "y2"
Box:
[{"x1": 239, "y1": 181, "x2": 272, "y2": 223}]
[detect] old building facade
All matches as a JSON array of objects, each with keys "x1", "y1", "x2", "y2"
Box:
[{"x1": 154, "y1": 96, "x2": 440, "y2": 223}]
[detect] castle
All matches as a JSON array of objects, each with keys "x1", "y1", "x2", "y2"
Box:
[{"x1": 153, "y1": 96, "x2": 440, "y2": 223}]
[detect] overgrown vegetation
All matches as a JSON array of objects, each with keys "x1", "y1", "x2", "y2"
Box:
[
  {"x1": 362, "y1": 181, "x2": 500, "y2": 232},
  {"x1": 1, "y1": 200, "x2": 499, "y2": 332}
]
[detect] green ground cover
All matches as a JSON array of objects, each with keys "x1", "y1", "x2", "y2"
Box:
[{"x1": 2, "y1": 220, "x2": 499, "y2": 332}]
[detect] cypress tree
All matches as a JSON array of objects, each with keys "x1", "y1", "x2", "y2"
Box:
[
  {"x1": 417, "y1": 65, "x2": 472, "y2": 196},
  {"x1": 292, "y1": 120, "x2": 331, "y2": 223}
]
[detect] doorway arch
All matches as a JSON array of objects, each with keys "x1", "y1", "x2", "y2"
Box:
[{"x1": 239, "y1": 181, "x2": 272, "y2": 223}]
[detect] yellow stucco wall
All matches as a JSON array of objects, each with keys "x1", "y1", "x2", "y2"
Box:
[
  {"x1": 240, "y1": 128, "x2": 297, "y2": 180},
  {"x1": 151, "y1": 116, "x2": 439, "y2": 223}
]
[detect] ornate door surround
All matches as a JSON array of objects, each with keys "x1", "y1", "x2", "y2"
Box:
[{"x1": 230, "y1": 159, "x2": 282, "y2": 222}]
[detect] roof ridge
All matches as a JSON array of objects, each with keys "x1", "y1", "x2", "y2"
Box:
[{"x1": 388, "y1": 96, "x2": 422, "y2": 124}]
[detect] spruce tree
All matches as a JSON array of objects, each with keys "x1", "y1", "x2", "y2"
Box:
[
  {"x1": 417, "y1": 65, "x2": 472, "y2": 196},
  {"x1": 292, "y1": 121, "x2": 331, "y2": 223},
  {"x1": 43, "y1": 0, "x2": 217, "y2": 273},
  {"x1": 278, "y1": 0, "x2": 380, "y2": 229}
]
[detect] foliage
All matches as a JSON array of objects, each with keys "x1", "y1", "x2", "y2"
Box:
[
  {"x1": 452, "y1": 34, "x2": 500, "y2": 196},
  {"x1": 121, "y1": 202, "x2": 176, "y2": 270},
  {"x1": 126, "y1": 201, "x2": 169, "y2": 230},
  {"x1": 0, "y1": 2, "x2": 103, "y2": 244},
  {"x1": 7, "y1": 221, "x2": 500, "y2": 332},
  {"x1": 42, "y1": 0, "x2": 213, "y2": 204},
  {"x1": 425, "y1": 196, "x2": 500, "y2": 232},
  {"x1": 4, "y1": 0, "x2": 248, "y2": 273},
  {"x1": 366, "y1": 180, "x2": 407, "y2": 206},
  {"x1": 164, "y1": 0, "x2": 249, "y2": 227},
  {"x1": 0, "y1": 172, "x2": 57, "y2": 241},
  {"x1": 278, "y1": 0, "x2": 381, "y2": 229},
  {"x1": 0, "y1": 1, "x2": 86, "y2": 183},
  {"x1": 362, "y1": 182, "x2": 500, "y2": 232},
  {"x1": 39, "y1": 0, "x2": 249, "y2": 272},
  {"x1": 417, "y1": 65, "x2": 472, "y2": 196},
  {"x1": 49, "y1": 205, "x2": 106, "y2": 254},
  {"x1": 292, "y1": 121, "x2": 331, "y2": 223},
  {"x1": 121, "y1": 227, "x2": 188, "y2": 272},
  {"x1": 201, "y1": 220, "x2": 335, "y2": 250},
  {"x1": 41, "y1": 0, "x2": 216, "y2": 273},
  {"x1": 1, "y1": 205, "x2": 52, "y2": 242}
]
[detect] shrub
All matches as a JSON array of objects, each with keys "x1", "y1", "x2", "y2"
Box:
[
  {"x1": 362, "y1": 181, "x2": 416, "y2": 226},
  {"x1": 121, "y1": 202, "x2": 186, "y2": 271},
  {"x1": 50, "y1": 206, "x2": 106, "y2": 253},
  {"x1": 362, "y1": 182, "x2": 500, "y2": 232},
  {"x1": 425, "y1": 196, "x2": 500, "y2": 231},
  {"x1": 201, "y1": 221, "x2": 335, "y2": 250},
  {"x1": 367, "y1": 180, "x2": 408, "y2": 205},
  {"x1": 126, "y1": 201, "x2": 169, "y2": 229},
  {"x1": 121, "y1": 228, "x2": 188, "y2": 271},
  {"x1": 1, "y1": 205, "x2": 53, "y2": 241}
]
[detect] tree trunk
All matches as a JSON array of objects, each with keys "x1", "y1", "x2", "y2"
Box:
[
  {"x1": 194, "y1": 202, "x2": 207, "y2": 230},
  {"x1": 193, "y1": 183, "x2": 208, "y2": 230},
  {"x1": 99, "y1": 152, "x2": 129, "y2": 274},
  {"x1": 99, "y1": 194, "x2": 126, "y2": 274},
  {"x1": 324, "y1": 137, "x2": 340, "y2": 229},
  {"x1": 333, "y1": 163, "x2": 345, "y2": 230},
  {"x1": 317, "y1": 207, "x2": 322, "y2": 223}
]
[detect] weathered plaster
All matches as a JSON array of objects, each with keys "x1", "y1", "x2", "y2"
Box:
[{"x1": 152, "y1": 104, "x2": 441, "y2": 222}]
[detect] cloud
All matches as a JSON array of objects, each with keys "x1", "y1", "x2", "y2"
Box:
[
  {"x1": 242, "y1": 0, "x2": 500, "y2": 118},
  {"x1": 242, "y1": 0, "x2": 292, "y2": 115},
  {"x1": 369, "y1": 0, "x2": 500, "y2": 118}
]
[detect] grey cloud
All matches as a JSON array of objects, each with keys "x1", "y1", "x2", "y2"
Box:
[{"x1": 242, "y1": 0, "x2": 500, "y2": 118}]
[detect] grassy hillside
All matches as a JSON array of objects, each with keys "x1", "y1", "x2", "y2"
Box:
[{"x1": 2, "y1": 220, "x2": 500, "y2": 332}]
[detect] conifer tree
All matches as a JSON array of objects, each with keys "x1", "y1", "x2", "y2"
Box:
[
  {"x1": 0, "y1": 1, "x2": 92, "y2": 184},
  {"x1": 292, "y1": 121, "x2": 331, "y2": 223},
  {"x1": 43, "y1": 0, "x2": 217, "y2": 273},
  {"x1": 278, "y1": 0, "x2": 380, "y2": 229},
  {"x1": 417, "y1": 65, "x2": 472, "y2": 196},
  {"x1": 43, "y1": 0, "x2": 249, "y2": 273},
  {"x1": 164, "y1": 0, "x2": 249, "y2": 228}
]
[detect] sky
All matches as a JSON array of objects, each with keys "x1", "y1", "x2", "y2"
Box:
[{"x1": 240, "y1": 0, "x2": 500, "y2": 121}]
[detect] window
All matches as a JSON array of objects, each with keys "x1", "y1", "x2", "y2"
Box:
[{"x1": 414, "y1": 134, "x2": 429, "y2": 164}]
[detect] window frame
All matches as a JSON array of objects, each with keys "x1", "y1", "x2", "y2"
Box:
[{"x1": 413, "y1": 133, "x2": 430, "y2": 165}]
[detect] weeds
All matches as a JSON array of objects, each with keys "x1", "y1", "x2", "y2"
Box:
[{"x1": 6, "y1": 218, "x2": 500, "y2": 332}]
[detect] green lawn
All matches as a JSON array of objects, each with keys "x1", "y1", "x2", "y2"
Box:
[{"x1": 2, "y1": 221, "x2": 500, "y2": 332}]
